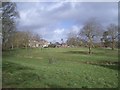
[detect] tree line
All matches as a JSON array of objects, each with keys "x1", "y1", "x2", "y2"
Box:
[
  {"x1": 1, "y1": 2, "x2": 119, "y2": 54},
  {"x1": 1, "y1": 2, "x2": 42, "y2": 50},
  {"x1": 66, "y1": 18, "x2": 119, "y2": 54}
]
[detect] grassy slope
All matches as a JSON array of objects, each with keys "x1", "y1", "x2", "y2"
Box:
[{"x1": 2, "y1": 47, "x2": 118, "y2": 88}]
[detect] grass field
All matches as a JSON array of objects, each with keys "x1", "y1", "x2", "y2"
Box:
[{"x1": 2, "y1": 47, "x2": 119, "y2": 88}]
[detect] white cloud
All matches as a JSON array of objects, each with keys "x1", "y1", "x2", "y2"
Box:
[
  {"x1": 16, "y1": 2, "x2": 118, "y2": 42},
  {"x1": 71, "y1": 25, "x2": 80, "y2": 33},
  {"x1": 47, "y1": 2, "x2": 65, "y2": 11},
  {"x1": 54, "y1": 28, "x2": 65, "y2": 34},
  {"x1": 47, "y1": 28, "x2": 66, "y2": 42}
]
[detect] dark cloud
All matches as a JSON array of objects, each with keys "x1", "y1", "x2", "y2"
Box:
[{"x1": 16, "y1": 2, "x2": 118, "y2": 42}]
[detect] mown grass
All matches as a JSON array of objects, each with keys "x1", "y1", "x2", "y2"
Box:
[{"x1": 2, "y1": 47, "x2": 119, "y2": 88}]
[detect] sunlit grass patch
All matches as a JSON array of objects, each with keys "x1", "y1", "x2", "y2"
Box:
[{"x1": 2, "y1": 47, "x2": 118, "y2": 88}]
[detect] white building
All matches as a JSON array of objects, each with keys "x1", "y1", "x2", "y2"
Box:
[{"x1": 29, "y1": 39, "x2": 50, "y2": 48}]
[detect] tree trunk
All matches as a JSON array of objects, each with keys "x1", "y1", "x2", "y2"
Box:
[
  {"x1": 2, "y1": 43, "x2": 6, "y2": 50},
  {"x1": 112, "y1": 38, "x2": 115, "y2": 50},
  {"x1": 17, "y1": 41, "x2": 19, "y2": 48},
  {"x1": 88, "y1": 38, "x2": 92, "y2": 54},
  {"x1": 25, "y1": 44, "x2": 28, "y2": 49},
  {"x1": 11, "y1": 43, "x2": 14, "y2": 49},
  {"x1": 88, "y1": 45, "x2": 91, "y2": 54}
]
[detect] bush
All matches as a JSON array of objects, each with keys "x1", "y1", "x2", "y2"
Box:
[{"x1": 48, "y1": 44, "x2": 56, "y2": 48}]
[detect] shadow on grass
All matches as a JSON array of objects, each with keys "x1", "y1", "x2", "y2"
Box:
[
  {"x1": 63, "y1": 51, "x2": 90, "y2": 55},
  {"x1": 46, "y1": 83, "x2": 63, "y2": 88},
  {"x1": 84, "y1": 61, "x2": 119, "y2": 71},
  {"x1": 2, "y1": 61, "x2": 42, "y2": 88},
  {"x1": 98, "y1": 64, "x2": 118, "y2": 71},
  {"x1": 2, "y1": 60, "x2": 34, "y2": 72},
  {"x1": 2, "y1": 48, "x2": 32, "y2": 58},
  {"x1": 63, "y1": 50, "x2": 116, "y2": 56},
  {"x1": 2, "y1": 49, "x2": 20, "y2": 58},
  {"x1": 2, "y1": 61, "x2": 67, "y2": 88}
]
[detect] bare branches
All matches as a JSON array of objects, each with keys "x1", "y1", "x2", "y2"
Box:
[
  {"x1": 2, "y1": 2, "x2": 19, "y2": 50},
  {"x1": 79, "y1": 18, "x2": 103, "y2": 54},
  {"x1": 107, "y1": 23, "x2": 118, "y2": 50}
]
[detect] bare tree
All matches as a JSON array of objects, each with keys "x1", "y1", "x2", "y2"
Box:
[
  {"x1": 22, "y1": 31, "x2": 32, "y2": 49},
  {"x1": 107, "y1": 24, "x2": 118, "y2": 50},
  {"x1": 66, "y1": 31, "x2": 80, "y2": 47},
  {"x1": 8, "y1": 30, "x2": 42, "y2": 49},
  {"x1": 101, "y1": 31, "x2": 110, "y2": 48},
  {"x1": 2, "y1": 2, "x2": 19, "y2": 50},
  {"x1": 80, "y1": 18, "x2": 103, "y2": 54},
  {"x1": 32, "y1": 33, "x2": 41, "y2": 42},
  {"x1": 11, "y1": 31, "x2": 25, "y2": 48}
]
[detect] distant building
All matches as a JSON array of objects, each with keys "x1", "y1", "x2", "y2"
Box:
[
  {"x1": 39, "y1": 39, "x2": 50, "y2": 47},
  {"x1": 28, "y1": 40, "x2": 39, "y2": 48},
  {"x1": 29, "y1": 39, "x2": 50, "y2": 48},
  {"x1": 61, "y1": 43, "x2": 68, "y2": 48}
]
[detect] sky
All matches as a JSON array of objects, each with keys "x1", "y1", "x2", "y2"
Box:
[{"x1": 16, "y1": 1, "x2": 118, "y2": 42}]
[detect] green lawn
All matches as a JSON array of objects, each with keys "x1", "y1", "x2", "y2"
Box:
[{"x1": 2, "y1": 47, "x2": 119, "y2": 88}]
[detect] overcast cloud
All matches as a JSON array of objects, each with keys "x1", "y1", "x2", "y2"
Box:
[{"x1": 16, "y1": 2, "x2": 118, "y2": 42}]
